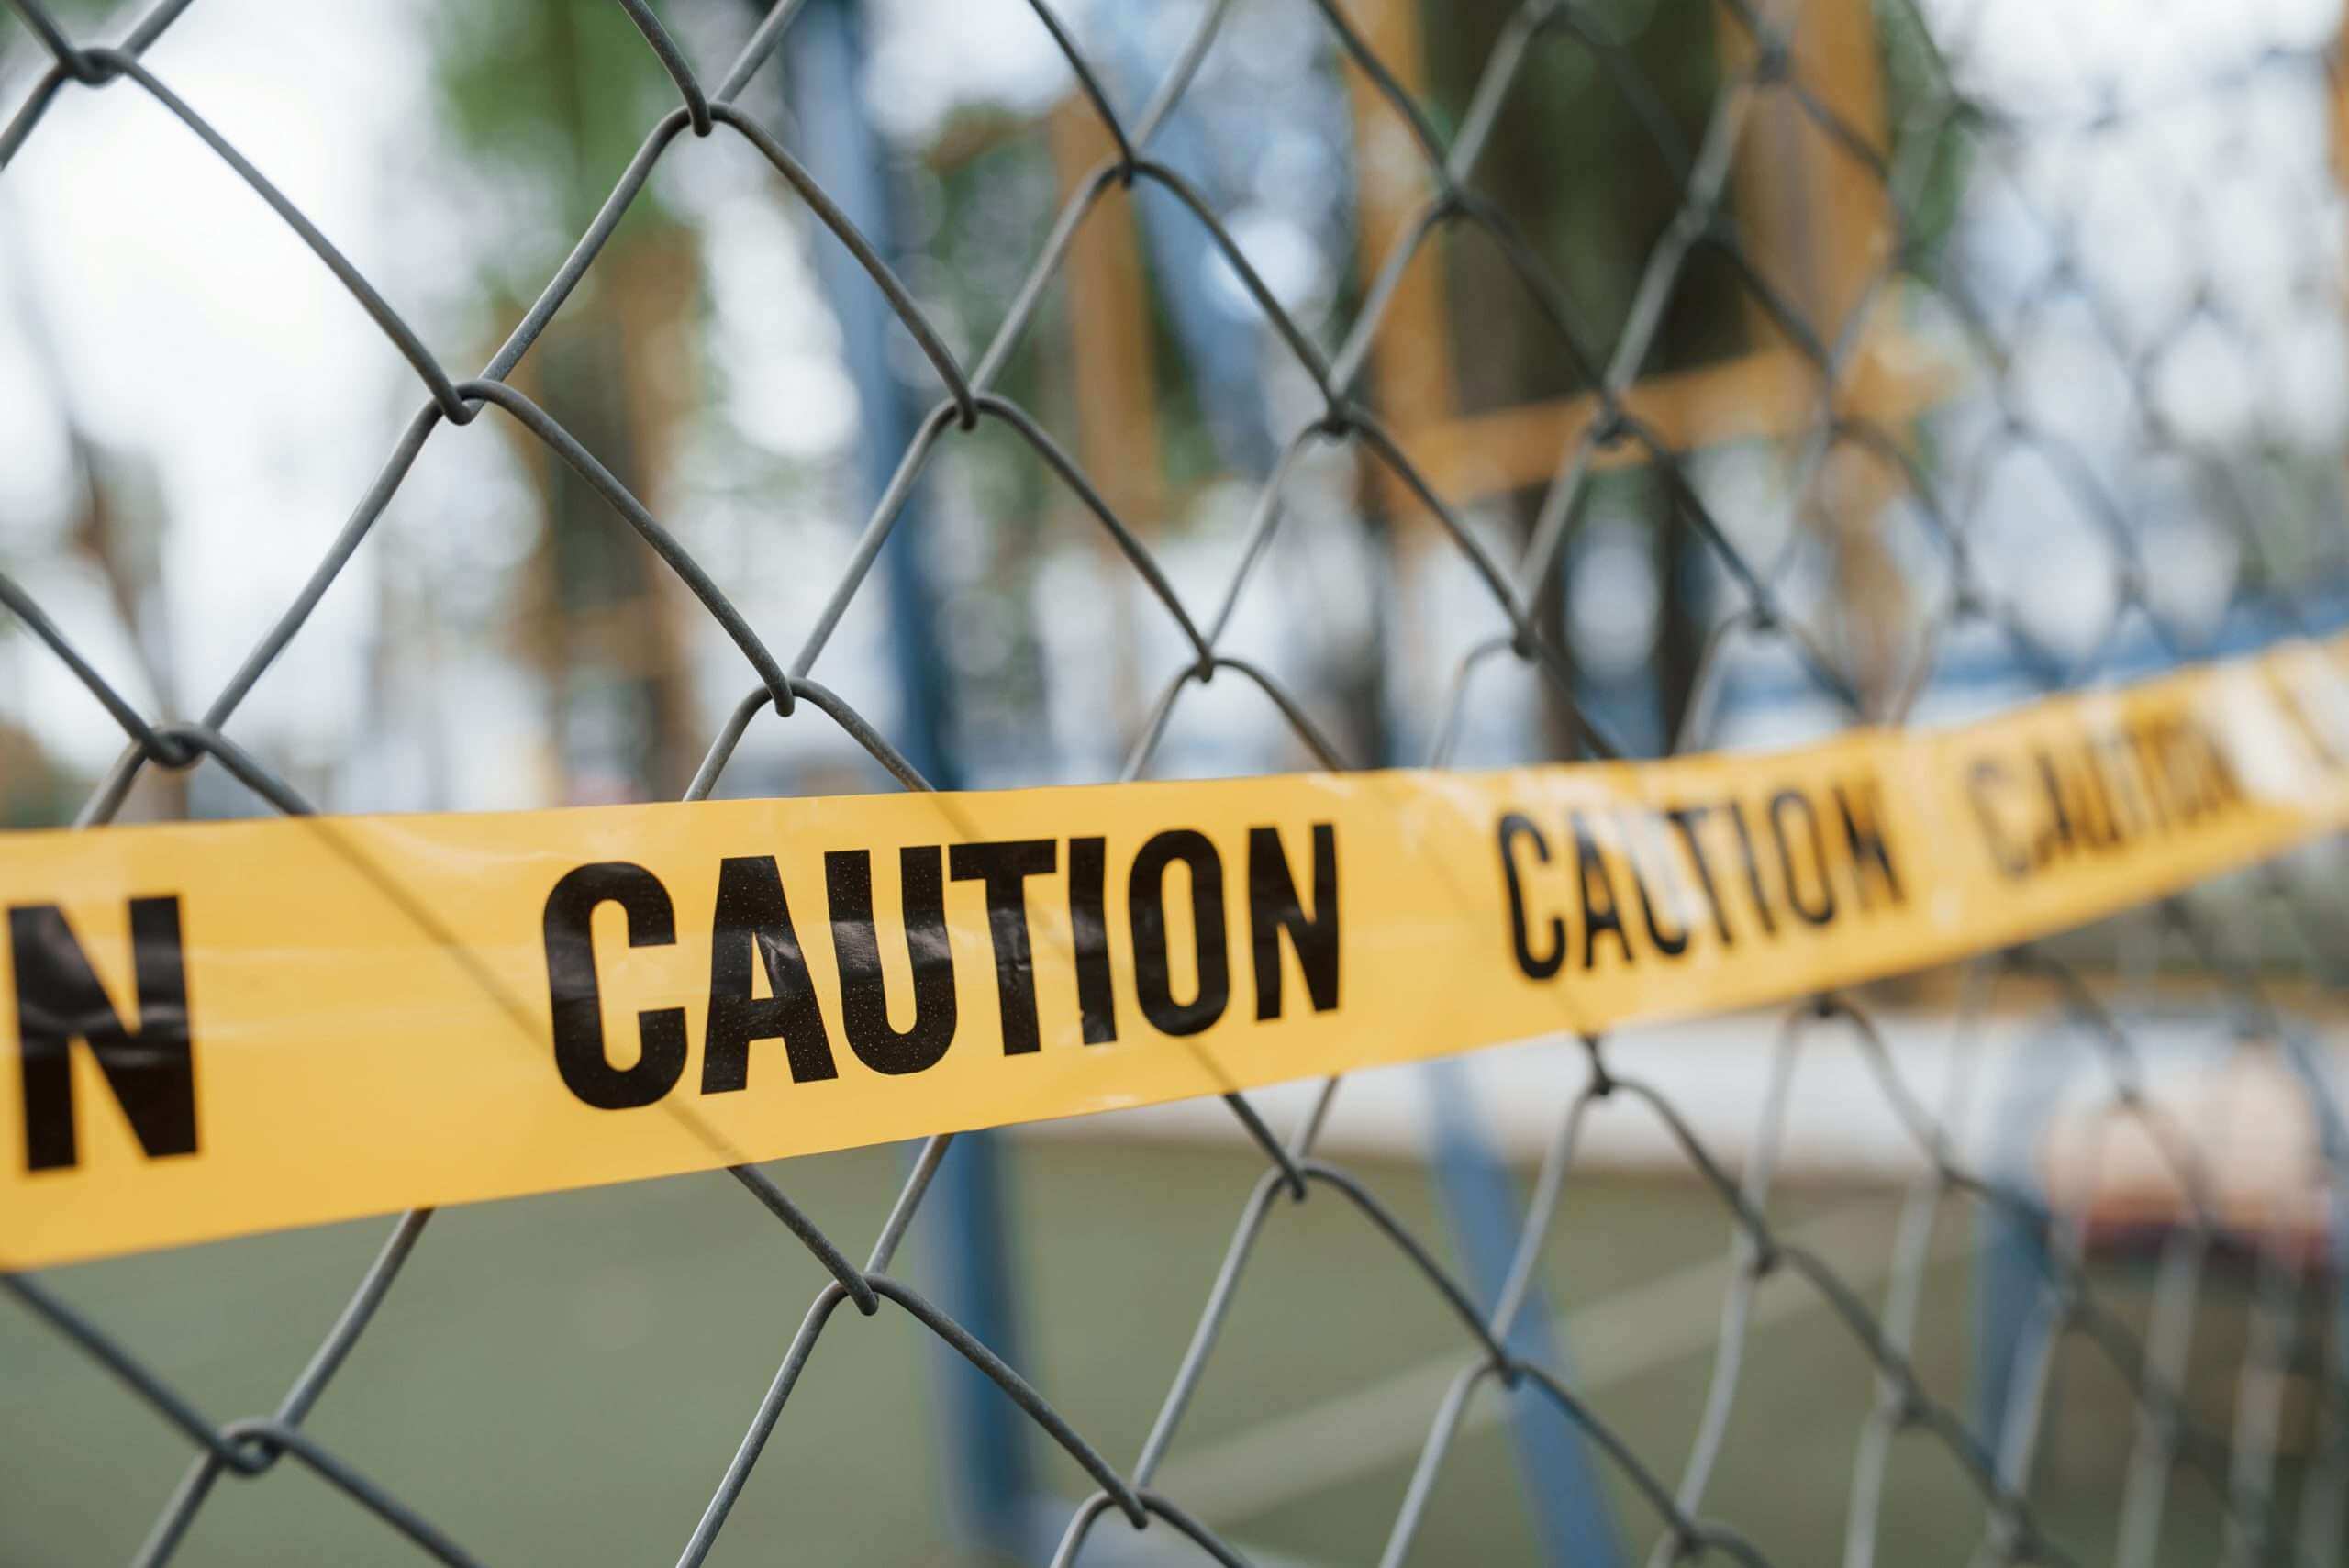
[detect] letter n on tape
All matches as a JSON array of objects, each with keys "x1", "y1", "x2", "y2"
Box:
[{"x1": 11, "y1": 897, "x2": 197, "y2": 1172}]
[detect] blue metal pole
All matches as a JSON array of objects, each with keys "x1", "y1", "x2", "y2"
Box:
[
  {"x1": 1973, "y1": 1027, "x2": 2066, "y2": 1475},
  {"x1": 1425, "y1": 1056, "x2": 1624, "y2": 1567},
  {"x1": 780, "y1": 6, "x2": 1032, "y2": 1553}
]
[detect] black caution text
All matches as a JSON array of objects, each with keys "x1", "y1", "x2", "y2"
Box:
[
  {"x1": 540, "y1": 824, "x2": 1340, "y2": 1110},
  {"x1": 1497, "y1": 777, "x2": 1904, "y2": 979},
  {"x1": 1963, "y1": 708, "x2": 2244, "y2": 882}
]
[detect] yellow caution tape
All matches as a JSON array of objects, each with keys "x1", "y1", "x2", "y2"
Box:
[{"x1": 7, "y1": 634, "x2": 2349, "y2": 1267}]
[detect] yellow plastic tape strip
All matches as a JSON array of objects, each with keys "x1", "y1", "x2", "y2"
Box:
[{"x1": 7, "y1": 634, "x2": 2349, "y2": 1268}]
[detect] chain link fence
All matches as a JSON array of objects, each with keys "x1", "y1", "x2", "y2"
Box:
[{"x1": 5, "y1": 0, "x2": 2349, "y2": 1562}]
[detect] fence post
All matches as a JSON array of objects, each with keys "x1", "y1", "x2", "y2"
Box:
[
  {"x1": 1973, "y1": 1030, "x2": 2063, "y2": 1479},
  {"x1": 1426, "y1": 1059, "x2": 1624, "y2": 1566},
  {"x1": 778, "y1": 3, "x2": 1035, "y2": 1553}
]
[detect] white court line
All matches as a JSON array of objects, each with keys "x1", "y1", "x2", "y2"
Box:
[{"x1": 1148, "y1": 1197, "x2": 1975, "y2": 1526}]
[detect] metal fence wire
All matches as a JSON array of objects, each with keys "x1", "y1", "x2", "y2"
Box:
[{"x1": 6, "y1": 0, "x2": 2349, "y2": 1563}]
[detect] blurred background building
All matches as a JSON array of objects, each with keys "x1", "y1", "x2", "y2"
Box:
[{"x1": 5, "y1": 0, "x2": 2339, "y2": 820}]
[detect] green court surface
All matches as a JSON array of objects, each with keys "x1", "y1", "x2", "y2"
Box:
[{"x1": 1, "y1": 1137, "x2": 2299, "y2": 1566}]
